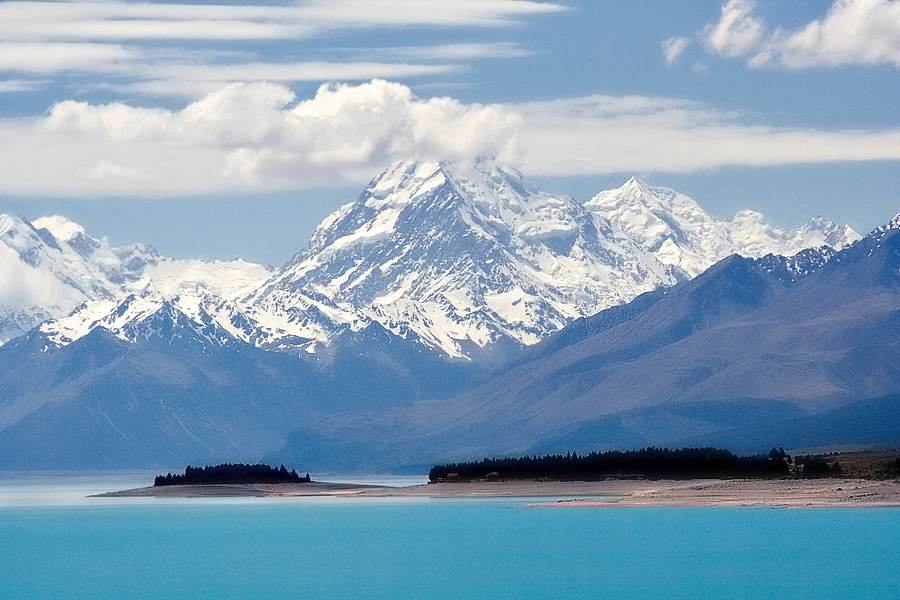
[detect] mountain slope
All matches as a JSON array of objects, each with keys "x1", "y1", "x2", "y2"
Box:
[{"x1": 0, "y1": 301, "x2": 481, "y2": 470}]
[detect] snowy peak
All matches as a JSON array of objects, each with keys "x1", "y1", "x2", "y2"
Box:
[
  {"x1": 39, "y1": 293, "x2": 243, "y2": 351},
  {"x1": 585, "y1": 178, "x2": 734, "y2": 277},
  {"x1": 800, "y1": 217, "x2": 858, "y2": 249},
  {"x1": 0, "y1": 164, "x2": 865, "y2": 361},
  {"x1": 725, "y1": 209, "x2": 859, "y2": 258},
  {"x1": 298, "y1": 160, "x2": 447, "y2": 260},
  {"x1": 586, "y1": 178, "x2": 860, "y2": 277},
  {"x1": 872, "y1": 212, "x2": 900, "y2": 235},
  {"x1": 295, "y1": 159, "x2": 586, "y2": 264},
  {"x1": 251, "y1": 162, "x2": 860, "y2": 359},
  {"x1": 31, "y1": 215, "x2": 86, "y2": 243},
  {"x1": 0, "y1": 213, "x2": 271, "y2": 346},
  {"x1": 0, "y1": 214, "x2": 124, "y2": 343},
  {"x1": 254, "y1": 159, "x2": 676, "y2": 358}
]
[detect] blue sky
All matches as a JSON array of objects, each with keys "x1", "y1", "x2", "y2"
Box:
[{"x1": 1, "y1": 0, "x2": 899, "y2": 264}]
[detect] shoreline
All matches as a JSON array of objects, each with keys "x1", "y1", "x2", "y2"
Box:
[
  {"x1": 94, "y1": 481, "x2": 387, "y2": 498},
  {"x1": 95, "y1": 477, "x2": 900, "y2": 507}
]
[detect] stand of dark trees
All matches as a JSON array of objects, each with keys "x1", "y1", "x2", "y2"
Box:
[
  {"x1": 429, "y1": 447, "x2": 798, "y2": 482},
  {"x1": 794, "y1": 455, "x2": 843, "y2": 478},
  {"x1": 154, "y1": 463, "x2": 311, "y2": 486}
]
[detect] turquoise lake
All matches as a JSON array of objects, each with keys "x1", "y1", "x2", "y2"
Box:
[{"x1": 2, "y1": 480, "x2": 899, "y2": 600}]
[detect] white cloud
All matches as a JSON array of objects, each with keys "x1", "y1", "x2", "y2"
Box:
[
  {"x1": 0, "y1": 2, "x2": 558, "y2": 98},
  {"x1": 703, "y1": 0, "x2": 765, "y2": 59},
  {"x1": 0, "y1": 80, "x2": 522, "y2": 196},
  {"x1": 79, "y1": 160, "x2": 156, "y2": 183},
  {"x1": 139, "y1": 61, "x2": 461, "y2": 86},
  {"x1": 513, "y1": 94, "x2": 900, "y2": 174},
  {"x1": 662, "y1": 37, "x2": 690, "y2": 65},
  {"x1": 367, "y1": 43, "x2": 534, "y2": 61},
  {"x1": 0, "y1": 42, "x2": 139, "y2": 73},
  {"x1": 0, "y1": 42, "x2": 462, "y2": 98},
  {"x1": 702, "y1": 0, "x2": 900, "y2": 68},
  {"x1": 1, "y1": 81, "x2": 898, "y2": 197},
  {"x1": 0, "y1": 1, "x2": 567, "y2": 42},
  {"x1": 0, "y1": 80, "x2": 51, "y2": 93}
]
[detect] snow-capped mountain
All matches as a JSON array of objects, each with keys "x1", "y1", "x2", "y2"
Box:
[
  {"x1": 0, "y1": 213, "x2": 270, "y2": 344},
  {"x1": 249, "y1": 160, "x2": 680, "y2": 358},
  {"x1": 3, "y1": 161, "x2": 860, "y2": 361},
  {"x1": 586, "y1": 177, "x2": 859, "y2": 277}
]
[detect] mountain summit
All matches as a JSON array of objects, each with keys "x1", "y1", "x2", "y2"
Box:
[
  {"x1": 585, "y1": 177, "x2": 859, "y2": 277},
  {"x1": 250, "y1": 160, "x2": 678, "y2": 358}
]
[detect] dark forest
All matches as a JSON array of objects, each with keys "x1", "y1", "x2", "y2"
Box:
[
  {"x1": 154, "y1": 463, "x2": 311, "y2": 486},
  {"x1": 428, "y1": 447, "x2": 809, "y2": 481}
]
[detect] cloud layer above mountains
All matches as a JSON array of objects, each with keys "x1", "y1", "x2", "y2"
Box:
[
  {"x1": 1, "y1": 1, "x2": 899, "y2": 198},
  {"x1": 1, "y1": 79, "x2": 898, "y2": 197}
]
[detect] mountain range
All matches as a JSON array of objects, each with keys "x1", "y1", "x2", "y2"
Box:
[
  {"x1": 0, "y1": 213, "x2": 270, "y2": 345},
  {"x1": 267, "y1": 216, "x2": 900, "y2": 472},
  {"x1": 0, "y1": 159, "x2": 873, "y2": 471},
  {"x1": 3, "y1": 160, "x2": 858, "y2": 359}
]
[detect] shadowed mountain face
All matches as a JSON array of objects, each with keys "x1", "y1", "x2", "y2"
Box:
[
  {"x1": 267, "y1": 218, "x2": 900, "y2": 472},
  {"x1": 0, "y1": 311, "x2": 481, "y2": 470}
]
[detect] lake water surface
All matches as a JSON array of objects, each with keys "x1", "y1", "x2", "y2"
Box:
[{"x1": 2, "y1": 478, "x2": 898, "y2": 600}]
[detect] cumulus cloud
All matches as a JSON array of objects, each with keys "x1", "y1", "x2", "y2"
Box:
[
  {"x1": 0, "y1": 80, "x2": 522, "y2": 196},
  {"x1": 703, "y1": 0, "x2": 765, "y2": 59},
  {"x1": 662, "y1": 37, "x2": 690, "y2": 65},
  {"x1": 702, "y1": 0, "x2": 900, "y2": 68}
]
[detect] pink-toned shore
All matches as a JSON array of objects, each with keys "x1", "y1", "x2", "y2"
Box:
[{"x1": 98, "y1": 478, "x2": 900, "y2": 508}]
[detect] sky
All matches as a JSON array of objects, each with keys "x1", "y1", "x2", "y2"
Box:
[{"x1": 1, "y1": 0, "x2": 899, "y2": 265}]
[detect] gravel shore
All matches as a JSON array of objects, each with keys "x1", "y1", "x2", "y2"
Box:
[{"x1": 97, "y1": 478, "x2": 900, "y2": 507}]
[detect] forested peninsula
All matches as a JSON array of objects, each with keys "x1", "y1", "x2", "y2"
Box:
[
  {"x1": 429, "y1": 447, "x2": 844, "y2": 482},
  {"x1": 154, "y1": 463, "x2": 311, "y2": 486}
]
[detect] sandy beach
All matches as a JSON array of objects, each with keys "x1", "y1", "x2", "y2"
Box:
[{"x1": 96, "y1": 477, "x2": 900, "y2": 507}]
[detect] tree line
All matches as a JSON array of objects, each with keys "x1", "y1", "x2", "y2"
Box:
[
  {"x1": 429, "y1": 447, "x2": 814, "y2": 482},
  {"x1": 154, "y1": 463, "x2": 311, "y2": 486}
]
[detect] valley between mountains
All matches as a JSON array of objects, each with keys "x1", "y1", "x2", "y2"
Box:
[{"x1": 4, "y1": 159, "x2": 896, "y2": 472}]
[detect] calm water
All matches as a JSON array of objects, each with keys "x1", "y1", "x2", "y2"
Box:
[{"x1": 2, "y1": 481, "x2": 899, "y2": 600}]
